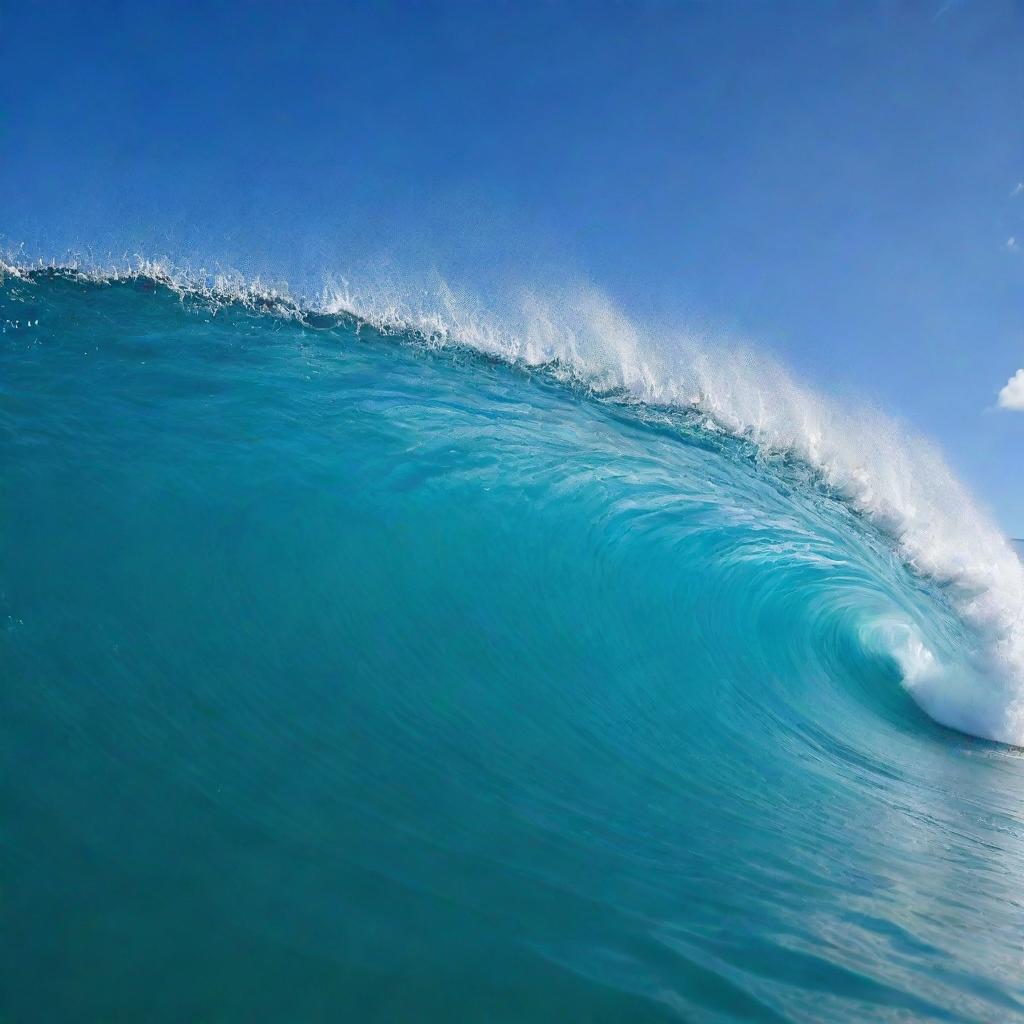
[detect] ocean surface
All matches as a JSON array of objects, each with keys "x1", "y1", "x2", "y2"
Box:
[{"x1": 3, "y1": 266, "x2": 1024, "y2": 1022}]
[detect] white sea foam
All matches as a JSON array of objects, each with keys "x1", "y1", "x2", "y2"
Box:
[{"x1": 5, "y1": 254, "x2": 1023, "y2": 742}]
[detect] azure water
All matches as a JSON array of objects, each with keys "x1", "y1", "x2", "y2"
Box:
[{"x1": 3, "y1": 267, "x2": 1024, "y2": 1021}]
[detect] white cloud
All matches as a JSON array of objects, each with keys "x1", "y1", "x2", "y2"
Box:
[
  {"x1": 1013, "y1": 182, "x2": 1024, "y2": 197},
  {"x1": 998, "y1": 369, "x2": 1024, "y2": 411},
  {"x1": 1007, "y1": 237, "x2": 1019, "y2": 251}
]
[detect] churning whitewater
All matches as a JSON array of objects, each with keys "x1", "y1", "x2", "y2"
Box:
[{"x1": 3, "y1": 263, "x2": 1024, "y2": 1022}]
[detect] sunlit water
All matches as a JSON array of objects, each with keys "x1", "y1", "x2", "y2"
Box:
[{"x1": 3, "y1": 271, "x2": 1024, "y2": 1022}]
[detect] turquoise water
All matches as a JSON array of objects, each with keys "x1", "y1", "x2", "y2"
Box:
[{"x1": 3, "y1": 269, "x2": 1024, "y2": 1022}]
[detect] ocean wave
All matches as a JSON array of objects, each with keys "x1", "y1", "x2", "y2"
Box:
[
  {"x1": 7, "y1": 261, "x2": 1024, "y2": 1019},
  {"x1": 4, "y1": 255, "x2": 1023, "y2": 744}
]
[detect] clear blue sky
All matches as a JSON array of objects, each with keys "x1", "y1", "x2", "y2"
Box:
[{"x1": 2, "y1": 0, "x2": 1022, "y2": 531}]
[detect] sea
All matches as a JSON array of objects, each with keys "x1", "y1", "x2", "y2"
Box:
[{"x1": 3, "y1": 264, "x2": 1024, "y2": 1022}]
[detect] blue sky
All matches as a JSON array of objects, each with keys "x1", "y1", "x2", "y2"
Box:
[{"x1": 2, "y1": 0, "x2": 1022, "y2": 530}]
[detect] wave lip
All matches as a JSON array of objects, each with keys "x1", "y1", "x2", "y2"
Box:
[{"x1": 318, "y1": 277, "x2": 1024, "y2": 744}]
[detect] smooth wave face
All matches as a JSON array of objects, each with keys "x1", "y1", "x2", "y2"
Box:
[{"x1": 3, "y1": 270, "x2": 1024, "y2": 1022}]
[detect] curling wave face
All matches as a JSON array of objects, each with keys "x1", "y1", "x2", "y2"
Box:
[{"x1": 3, "y1": 266, "x2": 1024, "y2": 1021}]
